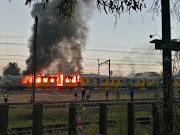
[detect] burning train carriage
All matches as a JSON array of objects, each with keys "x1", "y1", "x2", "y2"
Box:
[
  {"x1": 21, "y1": 74, "x2": 81, "y2": 89},
  {"x1": 2, "y1": 74, "x2": 180, "y2": 90}
]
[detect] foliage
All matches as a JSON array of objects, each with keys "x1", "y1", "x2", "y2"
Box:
[
  {"x1": 2, "y1": 62, "x2": 21, "y2": 76},
  {"x1": 8, "y1": 107, "x2": 32, "y2": 127},
  {"x1": 22, "y1": 0, "x2": 147, "y2": 24},
  {"x1": 97, "y1": 0, "x2": 146, "y2": 14},
  {"x1": 153, "y1": 93, "x2": 159, "y2": 99},
  {"x1": 43, "y1": 108, "x2": 68, "y2": 123},
  {"x1": 24, "y1": 0, "x2": 77, "y2": 21}
]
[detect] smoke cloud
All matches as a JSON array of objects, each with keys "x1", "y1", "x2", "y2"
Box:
[{"x1": 23, "y1": 0, "x2": 94, "y2": 76}]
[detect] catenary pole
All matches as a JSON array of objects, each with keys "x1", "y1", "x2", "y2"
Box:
[
  {"x1": 161, "y1": 0, "x2": 173, "y2": 134},
  {"x1": 32, "y1": 16, "x2": 38, "y2": 103}
]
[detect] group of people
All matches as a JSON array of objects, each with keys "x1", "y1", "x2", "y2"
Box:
[
  {"x1": 74, "y1": 87, "x2": 134, "y2": 102},
  {"x1": 74, "y1": 89, "x2": 91, "y2": 101}
]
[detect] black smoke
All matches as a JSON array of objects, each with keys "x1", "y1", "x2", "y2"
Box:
[{"x1": 23, "y1": 0, "x2": 93, "y2": 75}]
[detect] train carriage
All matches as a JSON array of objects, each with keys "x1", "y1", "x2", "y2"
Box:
[
  {"x1": 96, "y1": 76, "x2": 128, "y2": 88},
  {"x1": 3, "y1": 73, "x2": 180, "y2": 90},
  {"x1": 80, "y1": 76, "x2": 96, "y2": 89},
  {"x1": 129, "y1": 78, "x2": 145, "y2": 89},
  {"x1": 146, "y1": 77, "x2": 160, "y2": 89},
  {"x1": 173, "y1": 78, "x2": 180, "y2": 87}
]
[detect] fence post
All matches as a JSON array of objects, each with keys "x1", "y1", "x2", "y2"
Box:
[
  {"x1": 32, "y1": 103, "x2": 43, "y2": 135},
  {"x1": 152, "y1": 103, "x2": 159, "y2": 135},
  {"x1": 68, "y1": 103, "x2": 77, "y2": 135},
  {"x1": 0, "y1": 104, "x2": 9, "y2": 135},
  {"x1": 127, "y1": 102, "x2": 134, "y2": 135},
  {"x1": 99, "y1": 103, "x2": 107, "y2": 135}
]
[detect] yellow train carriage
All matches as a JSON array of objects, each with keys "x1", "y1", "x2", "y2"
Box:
[
  {"x1": 173, "y1": 78, "x2": 180, "y2": 87},
  {"x1": 98, "y1": 77, "x2": 128, "y2": 88},
  {"x1": 129, "y1": 78, "x2": 145, "y2": 88},
  {"x1": 146, "y1": 78, "x2": 160, "y2": 89}
]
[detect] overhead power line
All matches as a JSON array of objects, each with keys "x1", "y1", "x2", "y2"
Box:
[
  {"x1": 0, "y1": 36, "x2": 28, "y2": 38},
  {"x1": 0, "y1": 42, "x2": 161, "y2": 55}
]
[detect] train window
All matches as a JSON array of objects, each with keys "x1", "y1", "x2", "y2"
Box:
[
  {"x1": 88, "y1": 80, "x2": 92, "y2": 83},
  {"x1": 148, "y1": 80, "x2": 152, "y2": 83},
  {"x1": 133, "y1": 80, "x2": 136, "y2": 83},
  {"x1": 139, "y1": 80, "x2": 143, "y2": 83},
  {"x1": 114, "y1": 80, "x2": 118, "y2": 83},
  {"x1": 102, "y1": 80, "x2": 106, "y2": 83},
  {"x1": 120, "y1": 80, "x2": 123, "y2": 83},
  {"x1": 108, "y1": 80, "x2": 112, "y2": 83},
  {"x1": 82, "y1": 79, "x2": 86, "y2": 83}
]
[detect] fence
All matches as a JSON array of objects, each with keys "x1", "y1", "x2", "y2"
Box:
[{"x1": 0, "y1": 102, "x2": 179, "y2": 135}]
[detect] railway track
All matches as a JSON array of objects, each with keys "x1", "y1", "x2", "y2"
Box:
[
  {"x1": 5, "y1": 98, "x2": 168, "y2": 109},
  {"x1": 8, "y1": 118, "x2": 151, "y2": 135}
]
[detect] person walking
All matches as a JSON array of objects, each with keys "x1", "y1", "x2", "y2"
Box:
[
  {"x1": 74, "y1": 90, "x2": 78, "y2": 100},
  {"x1": 86, "y1": 89, "x2": 90, "y2": 101},
  {"x1": 130, "y1": 87, "x2": 134, "y2": 102},
  {"x1": 105, "y1": 88, "x2": 109, "y2": 100},
  {"x1": 82, "y1": 89, "x2": 85, "y2": 100},
  {"x1": 4, "y1": 91, "x2": 8, "y2": 103}
]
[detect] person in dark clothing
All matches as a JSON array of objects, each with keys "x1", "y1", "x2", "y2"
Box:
[
  {"x1": 4, "y1": 92, "x2": 8, "y2": 103},
  {"x1": 82, "y1": 89, "x2": 85, "y2": 100},
  {"x1": 130, "y1": 87, "x2": 134, "y2": 102},
  {"x1": 86, "y1": 89, "x2": 90, "y2": 100},
  {"x1": 105, "y1": 88, "x2": 109, "y2": 100},
  {"x1": 74, "y1": 90, "x2": 78, "y2": 100}
]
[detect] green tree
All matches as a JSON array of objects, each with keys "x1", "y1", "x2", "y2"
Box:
[
  {"x1": 22, "y1": 0, "x2": 146, "y2": 23},
  {"x1": 3, "y1": 62, "x2": 21, "y2": 76}
]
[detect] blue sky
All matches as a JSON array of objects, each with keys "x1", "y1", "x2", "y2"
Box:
[{"x1": 0, "y1": 0, "x2": 180, "y2": 77}]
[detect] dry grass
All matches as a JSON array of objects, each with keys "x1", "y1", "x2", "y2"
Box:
[{"x1": 0, "y1": 88, "x2": 179, "y2": 103}]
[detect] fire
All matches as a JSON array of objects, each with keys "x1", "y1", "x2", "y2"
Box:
[
  {"x1": 72, "y1": 75, "x2": 76, "y2": 83},
  {"x1": 57, "y1": 74, "x2": 63, "y2": 86},
  {"x1": 50, "y1": 78, "x2": 55, "y2": 83},
  {"x1": 22, "y1": 73, "x2": 81, "y2": 87},
  {"x1": 36, "y1": 77, "x2": 41, "y2": 83},
  {"x1": 65, "y1": 77, "x2": 70, "y2": 83},
  {"x1": 77, "y1": 75, "x2": 80, "y2": 82},
  {"x1": 43, "y1": 77, "x2": 48, "y2": 83}
]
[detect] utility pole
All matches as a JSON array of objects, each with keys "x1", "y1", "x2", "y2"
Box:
[
  {"x1": 32, "y1": 15, "x2": 38, "y2": 103},
  {"x1": 98, "y1": 58, "x2": 99, "y2": 76},
  {"x1": 161, "y1": 2, "x2": 173, "y2": 133},
  {"x1": 150, "y1": 0, "x2": 180, "y2": 134},
  {"x1": 99, "y1": 59, "x2": 111, "y2": 93}
]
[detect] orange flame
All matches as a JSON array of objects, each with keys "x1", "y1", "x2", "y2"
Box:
[
  {"x1": 65, "y1": 77, "x2": 70, "y2": 83},
  {"x1": 36, "y1": 77, "x2": 41, "y2": 83},
  {"x1": 72, "y1": 75, "x2": 76, "y2": 83},
  {"x1": 22, "y1": 73, "x2": 81, "y2": 87},
  {"x1": 43, "y1": 77, "x2": 48, "y2": 83},
  {"x1": 50, "y1": 78, "x2": 55, "y2": 83},
  {"x1": 77, "y1": 75, "x2": 80, "y2": 82},
  {"x1": 57, "y1": 74, "x2": 63, "y2": 86}
]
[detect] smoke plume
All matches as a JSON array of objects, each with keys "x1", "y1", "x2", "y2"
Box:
[{"x1": 23, "y1": 0, "x2": 94, "y2": 75}]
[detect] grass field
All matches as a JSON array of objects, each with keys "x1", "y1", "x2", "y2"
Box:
[{"x1": 0, "y1": 88, "x2": 179, "y2": 103}]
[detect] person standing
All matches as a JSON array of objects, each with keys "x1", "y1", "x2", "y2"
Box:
[
  {"x1": 82, "y1": 89, "x2": 85, "y2": 100},
  {"x1": 86, "y1": 89, "x2": 90, "y2": 101},
  {"x1": 130, "y1": 87, "x2": 134, "y2": 102},
  {"x1": 4, "y1": 92, "x2": 8, "y2": 103},
  {"x1": 105, "y1": 88, "x2": 109, "y2": 100},
  {"x1": 74, "y1": 90, "x2": 78, "y2": 100}
]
